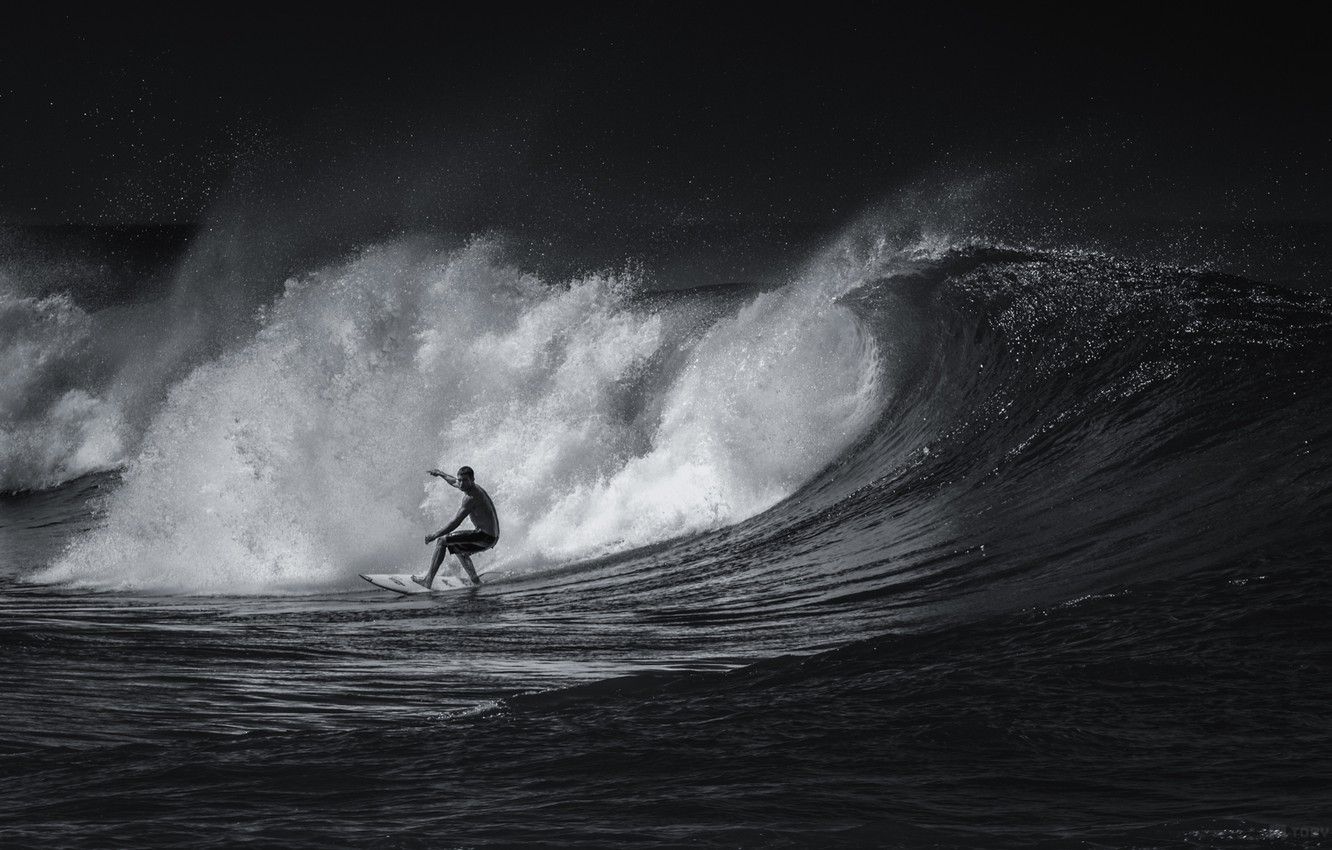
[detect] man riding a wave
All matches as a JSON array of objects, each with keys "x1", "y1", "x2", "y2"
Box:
[{"x1": 413, "y1": 466, "x2": 499, "y2": 588}]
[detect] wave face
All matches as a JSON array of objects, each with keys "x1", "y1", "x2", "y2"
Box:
[{"x1": 782, "y1": 243, "x2": 1332, "y2": 617}]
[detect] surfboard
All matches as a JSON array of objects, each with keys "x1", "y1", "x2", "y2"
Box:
[{"x1": 360, "y1": 573, "x2": 486, "y2": 595}]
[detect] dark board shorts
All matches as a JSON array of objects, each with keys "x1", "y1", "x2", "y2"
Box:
[{"x1": 444, "y1": 530, "x2": 498, "y2": 554}]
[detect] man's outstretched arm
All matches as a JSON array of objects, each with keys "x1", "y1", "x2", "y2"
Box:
[{"x1": 428, "y1": 468, "x2": 459, "y2": 488}]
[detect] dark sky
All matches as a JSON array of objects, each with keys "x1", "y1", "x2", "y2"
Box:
[{"x1": 3, "y1": 6, "x2": 1328, "y2": 231}]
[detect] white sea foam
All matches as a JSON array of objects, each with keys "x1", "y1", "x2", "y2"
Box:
[
  {"x1": 38, "y1": 235, "x2": 884, "y2": 592},
  {"x1": 0, "y1": 287, "x2": 129, "y2": 491}
]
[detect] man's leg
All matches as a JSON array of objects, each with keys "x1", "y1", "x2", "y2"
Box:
[
  {"x1": 457, "y1": 552, "x2": 481, "y2": 585},
  {"x1": 412, "y1": 539, "x2": 450, "y2": 589}
]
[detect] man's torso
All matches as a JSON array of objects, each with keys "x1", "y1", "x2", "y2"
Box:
[{"x1": 463, "y1": 484, "x2": 500, "y2": 539}]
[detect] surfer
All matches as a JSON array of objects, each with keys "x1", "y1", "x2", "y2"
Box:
[{"x1": 413, "y1": 466, "x2": 500, "y2": 588}]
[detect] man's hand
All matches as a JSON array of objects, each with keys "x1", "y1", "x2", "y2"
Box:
[
  {"x1": 425, "y1": 533, "x2": 437, "y2": 545},
  {"x1": 428, "y1": 468, "x2": 457, "y2": 485}
]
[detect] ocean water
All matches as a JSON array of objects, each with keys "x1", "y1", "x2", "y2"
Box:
[{"x1": 2, "y1": 213, "x2": 1330, "y2": 847}]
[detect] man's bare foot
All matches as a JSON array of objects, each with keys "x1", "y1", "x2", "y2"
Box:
[{"x1": 411, "y1": 575, "x2": 432, "y2": 589}]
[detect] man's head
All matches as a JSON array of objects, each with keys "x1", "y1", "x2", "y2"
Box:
[{"x1": 457, "y1": 466, "x2": 475, "y2": 490}]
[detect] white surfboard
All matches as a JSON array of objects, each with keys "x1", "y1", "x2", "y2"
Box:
[{"x1": 360, "y1": 572, "x2": 488, "y2": 595}]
